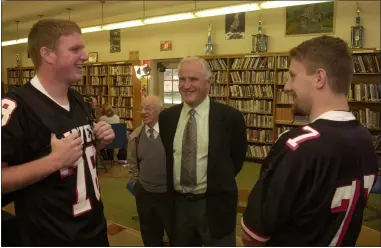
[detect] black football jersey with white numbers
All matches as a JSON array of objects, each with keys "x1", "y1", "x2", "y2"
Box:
[
  {"x1": 1, "y1": 82, "x2": 107, "y2": 246},
  {"x1": 242, "y1": 112, "x2": 378, "y2": 246}
]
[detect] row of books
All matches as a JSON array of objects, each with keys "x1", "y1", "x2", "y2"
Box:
[
  {"x1": 230, "y1": 85, "x2": 274, "y2": 98},
  {"x1": 231, "y1": 56, "x2": 275, "y2": 70},
  {"x1": 246, "y1": 129, "x2": 273, "y2": 143},
  {"x1": 353, "y1": 54, "x2": 380, "y2": 73},
  {"x1": 229, "y1": 99, "x2": 273, "y2": 113},
  {"x1": 243, "y1": 113, "x2": 273, "y2": 128},
  {"x1": 110, "y1": 76, "x2": 133, "y2": 86},
  {"x1": 277, "y1": 56, "x2": 290, "y2": 69},
  {"x1": 88, "y1": 86, "x2": 108, "y2": 95},
  {"x1": 115, "y1": 108, "x2": 133, "y2": 118},
  {"x1": 212, "y1": 71, "x2": 228, "y2": 83},
  {"x1": 352, "y1": 109, "x2": 380, "y2": 129},
  {"x1": 110, "y1": 87, "x2": 133, "y2": 96},
  {"x1": 277, "y1": 90, "x2": 294, "y2": 104},
  {"x1": 93, "y1": 96, "x2": 108, "y2": 107},
  {"x1": 111, "y1": 96, "x2": 133, "y2": 107},
  {"x1": 90, "y1": 77, "x2": 108, "y2": 85},
  {"x1": 277, "y1": 71, "x2": 289, "y2": 85},
  {"x1": 275, "y1": 126, "x2": 292, "y2": 139},
  {"x1": 247, "y1": 145, "x2": 270, "y2": 159},
  {"x1": 209, "y1": 85, "x2": 228, "y2": 96},
  {"x1": 230, "y1": 71, "x2": 275, "y2": 84},
  {"x1": 348, "y1": 84, "x2": 381, "y2": 102},
  {"x1": 207, "y1": 58, "x2": 228, "y2": 70},
  {"x1": 89, "y1": 66, "x2": 108, "y2": 76},
  {"x1": 109, "y1": 65, "x2": 132, "y2": 75}
]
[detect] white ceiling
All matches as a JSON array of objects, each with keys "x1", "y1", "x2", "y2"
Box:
[{"x1": 1, "y1": 0, "x2": 247, "y2": 40}]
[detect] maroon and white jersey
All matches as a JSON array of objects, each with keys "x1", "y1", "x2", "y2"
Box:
[
  {"x1": 242, "y1": 111, "x2": 378, "y2": 246},
  {"x1": 2, "y1": 82, "x2": 107, "y2": 246}
]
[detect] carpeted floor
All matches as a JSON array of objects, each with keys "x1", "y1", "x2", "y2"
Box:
[{"x1": 98, "y1": 162, "x2": 381, "y2": 233}]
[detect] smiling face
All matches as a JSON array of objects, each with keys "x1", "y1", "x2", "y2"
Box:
[
  {"x1": 50, "y1": 33, "x2": 88, "y2": 84},
  {"x1": 284, "y1": 59, "x2": 315, "y2": 116},
  {"x1": 178, "y1": 60, "x2": 211, "y2": 108},
  {"x1": 140, "y1": 96, "x2": 162, "y2": 127}
]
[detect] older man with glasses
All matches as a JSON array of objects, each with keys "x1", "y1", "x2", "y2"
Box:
[{"x1": 126, "y1": 95, "x2": 173, "y2": 246}]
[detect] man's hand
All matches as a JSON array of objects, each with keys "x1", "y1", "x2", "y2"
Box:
[
  {"x1": 50, "y1": 132, "x2": 83, "y2": 169},
  {"x1": 93, "y1": 121, "x2": 115, "y2": 147}
]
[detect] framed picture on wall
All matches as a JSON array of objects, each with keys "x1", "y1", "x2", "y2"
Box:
[
  {"x1": 88, "y1": 52, "x2": 98, "y2": 63},
  {"x1": 285, "y1": 1, "x2": 335, "y2": 36}
]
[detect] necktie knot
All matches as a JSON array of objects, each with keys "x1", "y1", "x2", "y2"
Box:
[
  {"x1": 148, "y1": 128, "x2": 155, "y2": 139},
  {"x1": 189, "y1": 108, "x2": 196, "y2": 117}
]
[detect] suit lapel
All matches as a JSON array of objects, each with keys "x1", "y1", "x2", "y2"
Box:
[
  {"x1": 168, "y1": 104, "x2": 183, "y2": 149},
  {"x1": 208, "y1": 101, "x2": 221, "y2": 172}
]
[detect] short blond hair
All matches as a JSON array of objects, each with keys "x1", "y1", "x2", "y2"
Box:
[
  {"x1": 27, "y1": 19, "x2": 82, "y2": 69},
  {"x1": 103, "y1": 103, "x2": 114, "y2": 116}
]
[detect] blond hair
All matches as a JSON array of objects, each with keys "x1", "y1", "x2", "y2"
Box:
[
  {"x1": 27, "y1": 19, "x2": 82, "y2": 69},
  {"x1": 103, "y1": 103, "x2": 114, "y2": 117}
]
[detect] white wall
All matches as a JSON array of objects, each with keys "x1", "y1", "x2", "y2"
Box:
[{"x1": 2, "y1": 1, "x2": 380, "y2": 82}]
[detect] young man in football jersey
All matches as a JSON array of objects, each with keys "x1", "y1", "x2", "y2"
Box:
[
  {"x1": 241, "y1": 35, "x2": 378, "y2": 246},
  {"x1": 1, "y1": 19, "x2": 115, "y2": 246}
]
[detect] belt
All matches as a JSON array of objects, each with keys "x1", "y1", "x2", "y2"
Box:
[{"x1": 176, "y1": 192, "x2": 206, "y2": 201}]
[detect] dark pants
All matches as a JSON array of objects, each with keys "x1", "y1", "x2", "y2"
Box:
[
  {"x1": 173, "y1": 193, "x2": 236, "y2": 247},
  {"x1": 135, "y1": 182, "x2": 173, "y2": 246}
]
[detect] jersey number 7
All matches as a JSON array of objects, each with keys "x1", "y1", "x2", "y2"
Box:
[{"x1": 61, "y1": 145, "x2": 100, "y2": 217}]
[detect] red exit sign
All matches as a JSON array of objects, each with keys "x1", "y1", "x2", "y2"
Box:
[{"x1": 160, "y1": 41, "x2": 172, "y2": 51}]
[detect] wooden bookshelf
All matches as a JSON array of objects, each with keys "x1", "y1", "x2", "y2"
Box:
[
  {"x1": 200, "y1": 49, "x2": 380, "y2": 162},
  {"x1": 201, "y1": 53, "x2": 279, "y2": 161},
  {"x1": 274, "y1": 49, "x2": 381, "y2": 153},
  {"x1": 5, "y1": 60, "x2": 142, "y2": 130},
  {"x1": 4, "y1": 67, "x2": 35, "y2": 93}
]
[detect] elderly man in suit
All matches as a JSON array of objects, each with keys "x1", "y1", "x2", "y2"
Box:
[{"x1": 159, "y1": 56, "x2": 247, "y2": 246}]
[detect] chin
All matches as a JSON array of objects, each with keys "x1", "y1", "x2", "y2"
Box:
[{"x1": 291, "y1": 102, "x2": 308, "y2": 116}]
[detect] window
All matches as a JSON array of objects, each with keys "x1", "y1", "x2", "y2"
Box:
[{"x1": 164, "y1": 69, "x2": 182, "y2": 104}]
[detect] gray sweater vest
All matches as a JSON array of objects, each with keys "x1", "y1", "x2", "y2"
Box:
[{"x1": 137, "y1": 129, "x2": 167, "y2": 193}]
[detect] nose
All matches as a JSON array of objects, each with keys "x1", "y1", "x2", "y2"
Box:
[
  {"x1": 81, "y1": 52, "x2": 89, "y2": 62},
  {"x1": 284, "y1": 78, "x2": 291, "y2": 92}
]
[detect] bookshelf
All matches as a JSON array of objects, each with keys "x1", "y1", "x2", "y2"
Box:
[
  {"x1": 274, "y1": 49, "x2": 381, "y2": 154},
  {"x1": 4, "y1": 67, "x2": 35, "y2": 93},
  {"x1": 5, "y1": 60, "x2": 142, "y2": 131},
  {"x1": 201, "y1": 53, "x2": 278, "y2": 162},
  {"x1": 201, "y1": 49, "x2": 381, "y2": 162}
]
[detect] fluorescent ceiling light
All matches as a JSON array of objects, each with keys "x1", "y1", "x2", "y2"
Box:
[
  {"x1": 2, "y1": 40, "x2": 17, "y2": 46},
  {"x1": 195, "y1": 3, "x2": 259, "y2": 17},
  {"x1": 144, "y1": 13, "x2": 195, "y2": 24},
  {"x1": 102, "y1": 20, "x2": 144, "y2": 30},
  {"x1": 260, "y1": 1, "x2": 331, "y2": 9},
  {"x1": 81, "y1": 26, "x2": 103, "y2": 33},
  {"x1": 2, "y1": 38, "x2": 28, "y2": 46}
]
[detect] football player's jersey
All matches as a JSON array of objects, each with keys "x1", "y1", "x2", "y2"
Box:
[
  {"x1": 242, "y1": 111, "x2": 378, "y2": 246},
  {"x1": 1, "y1": 81, "x2": 108, "y2": 246}
]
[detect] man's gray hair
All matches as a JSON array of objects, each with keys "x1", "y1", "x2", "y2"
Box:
[{"x1": 177, "y1": 56, "x2": 213, "y2": 83}]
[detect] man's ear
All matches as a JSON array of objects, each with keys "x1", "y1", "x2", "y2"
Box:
[
  {"x1": 40, "y1": 47, "x2": 55, "y2": 65},
  {"x1": 314, "y1": 68, "x2": 327, "y2": 90}
]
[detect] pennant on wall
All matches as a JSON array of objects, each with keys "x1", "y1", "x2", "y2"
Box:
[{"x1": 110, "y1": 29, "x2": 121, "y2": 53}]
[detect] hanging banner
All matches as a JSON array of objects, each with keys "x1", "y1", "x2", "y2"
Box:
[{"x1": 110, "y1": 29, "x2": 121, "y2": 53}]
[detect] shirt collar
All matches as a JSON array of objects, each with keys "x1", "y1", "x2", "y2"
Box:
[
  {"x1": 145, "y1": 122, "x2": 159, "y2": 133},
  {"x1": 182, "y1": 96, "x2": 210, "y2": 119},
  {"x1": 311, "y1": 110, "x2": 356, "y2": 123}
]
